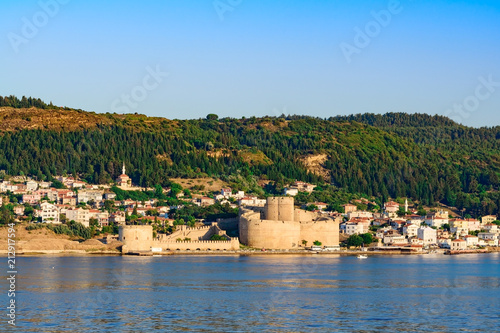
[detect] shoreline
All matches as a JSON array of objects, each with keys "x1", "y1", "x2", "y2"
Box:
[{"x1": 3, "y1": 248, "x2": 499, "y2": 257}]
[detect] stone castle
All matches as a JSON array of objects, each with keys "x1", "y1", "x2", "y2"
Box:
[
  {"x1": 119, "y1": 197, "x2": 339, "y2": 253},
  {"x1": 239, "y1": 197, "x2": 340, "y2": 249}
]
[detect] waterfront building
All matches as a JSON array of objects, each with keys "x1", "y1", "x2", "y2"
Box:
[
  {"x1": 417, "y1": 226, "x2": 437, "y2": 246},
  {"x1": 451, "y1": 239, "x2": 467, "y2": 251}
]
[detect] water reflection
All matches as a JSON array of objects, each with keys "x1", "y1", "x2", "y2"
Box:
[{"x1": 12, "y1": 254, "x2": 500, "y2": 332}]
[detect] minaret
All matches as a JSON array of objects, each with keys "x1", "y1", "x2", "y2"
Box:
[
  {"x1": 405, "y1": 198, "x2": 408, "y2": 213},
  {"x1": 122, "y1": 162, "x2": 126, "y2": 175}
]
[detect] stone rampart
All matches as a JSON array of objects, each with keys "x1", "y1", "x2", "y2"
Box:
[{"x1": 153, "y1": 238, "x2": 239, "y2": 251}]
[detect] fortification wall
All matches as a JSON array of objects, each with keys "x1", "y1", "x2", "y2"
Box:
[
  {"x1": 239, "y1": 216, "x2": 301, "y2": 249},
  {"x1": 153, "y1": 238, "x2": 239, "y2": 251},
  {"x1": 216, "y1": 217, "x2": 239, "y2": 231},
  {"x1": 161, "y1": 225, "x2": 215, "y2": 241},
  {"x1": 299, "y1": 220, "x2": 339, "y2": 247},
  {"x1": 119, "y1": 225, "x2": 153, "y2": 252},
  {"x1": 294, "y1": 209, "x2": 316, "y2": 222}
]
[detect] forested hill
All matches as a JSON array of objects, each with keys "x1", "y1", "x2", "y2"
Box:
[
  {"x1": 330, "y1": 112, "x2": 459, "y2": 128},
  {"x1": 1, "y1": 95, "x2": 500, "y2": 216}
]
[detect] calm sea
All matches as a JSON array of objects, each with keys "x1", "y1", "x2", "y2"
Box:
[{"x1": 6, "y1": 254, "x2": 500, "y2": 332}]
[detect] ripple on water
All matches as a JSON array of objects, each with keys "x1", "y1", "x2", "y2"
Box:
[{"x1": 14, "y1": 255, "x2": 500, "y2": 332}]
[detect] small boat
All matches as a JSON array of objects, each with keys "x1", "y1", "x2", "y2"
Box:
[{"x1": 357, "y1": 254, "x2": 368, "y2": 259}]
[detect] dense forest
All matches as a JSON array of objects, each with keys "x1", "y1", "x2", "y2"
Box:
[
  {"x1": 0, "y1": 95, "x2": 57, "y2": 109},
  {"x1": 1, "y1": 96, "x2": 500, "y2": 216}
]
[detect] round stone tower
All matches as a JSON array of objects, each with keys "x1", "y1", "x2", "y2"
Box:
[
  {"x1": 119, "y1": 225, "x2": 153, "y2": 252},
  {"x1": 264, "y1": 197, "x2": 294, "y2": 221},
  {"x1": 277, "y1": 197, "x2": 294, "y2": 221},
  {"x1": 265, "y1": 197, "x2": 279, "y2": 220}
]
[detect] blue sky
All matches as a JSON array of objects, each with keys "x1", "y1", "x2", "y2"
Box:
[{"x1": 1, "y1": 0, "x2": 499, "y2": 127}]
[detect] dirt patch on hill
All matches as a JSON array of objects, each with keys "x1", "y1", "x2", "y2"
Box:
[
  {"x1": 170, "y1": 177, "x2": 229, "y2": 192},
  {"x1": 207, "y1": 150, "x2": 231, "y2": 159},
  {"x1": 301, "y1": 154, "x2": 330, "y2": 180},
  {"x1": 0, "y1": 107, "x2": 115, "y2": 132},
  {"x1": 0, "y1": 226, "x2": 122, "y2": 252}
]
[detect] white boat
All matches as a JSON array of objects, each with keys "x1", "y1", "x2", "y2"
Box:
[{"x1": 357, "y1": 254, "x2": 368, "y2": 259}]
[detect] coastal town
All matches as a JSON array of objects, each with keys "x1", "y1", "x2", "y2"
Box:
[{"x1": 1, "y1": 163, "x2": 499, "y2": 255}]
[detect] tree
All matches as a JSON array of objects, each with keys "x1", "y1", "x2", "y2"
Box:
[
  {"x1": 206, "y1": 114, "x2": 219, "y2": 121},
  {"x1": 51, "y1": 179, "x2": 66, "y2": 189},
  {"x1": 24, "y1": 205, "x2": 34, "y2": 216},
  {"x1": 89, "y1": 218, "x2": 99, "y2": 228},
  {"x1": 441, "y1": 223, "x2": 450, "y2": 231},
  {"x1": 306, "y1": 204, "x2": 318, "y2": 211},
  {"x1": 301, "y1": 239, "x2": 308, "y2": 247},
  {"x1": 397, "y1": 206, "x2": 407, "y2": 217},
  {"x1": 0, "y1": 205, "x2": 14, "y2": 225},
  {"x1": 346, "y1": 234, "x2": 363, "y2": 248},
  {"x1": 417, "y1": 208, "x2": 427, "y2": 216},
  {"x1": 154, "y1": 184, "x2": 165, "y2": 199},
  {"x1": 170, "y1": 183, "x2": 183, "y2": 198},
  {"x1": 313, "y1": 240, "x2": 322, "y2": 246},
  {"x1": 360, "y1": 233, "x2": 373, "y2": 245},
  {"x1": 103, "y1": 200, "x2": 114, "y2": 212},
  {"x1": 210, "y1": 234, "x2": 226, "y2": 241}
]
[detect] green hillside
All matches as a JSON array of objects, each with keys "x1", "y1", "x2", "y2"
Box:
[{"x1": 1, "y1": 96, "x2": 500, "y2": 217}]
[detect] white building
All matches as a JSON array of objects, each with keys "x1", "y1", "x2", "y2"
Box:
[
  {"x1": 478, "y1": 232, "x2": 498, "y2": 241},
  {"x1": 464, "y1": 235, "x2": 479, "y2": 248},
  {"x1": 345, "y1": 222, "x2": 365, "y2": 235},
  {"x1": 65, "y1": 208, "x2": 90, "y2": 227},
  {"x1": 283, "y1": 187, "x2": 299, "y2": 196},
  {"x1": 39, "y1": 181, "x2": 51, "y2": 189},
  {"x1": 26, "y1": 180, "x2": 38, "y2": 192},
  {"x1": 37, "y1": 202, "x2": 60, "y2": 224},
  {"x1": 483, "y1": 224, "x2": 498, "y2": 234},
  {"x1": 77, "y1": 190, "x2": 103, "y2": 204},
  {"x1": 238, "y1": 196, "x2": 266, "y2": 207},
  {"x1": 384, "y1": 234, "x2": 407, "y2": 245},
  {"x1": 481, "y1": 215, "x2": 497, "y2": 226},
  {"x1": 89, "y1": 210, "x2": 109, "y2": 227},
  {"x1": 437, "y1": 237, "x2": 451, "y2": 249},
  {"x1": 424, "y1": 217, "x2": 449, "y2": 229},
  {"x1": 403, "y1": 223, "x2": 419, "y2": 238},
  {"x1": 451, "y1": 239, "x2": 467, "y2": 251},
  {"x1": 417, "y1": 227, "x2": 437, "y2": 246},
  {"x1": 347, "y1": 211, "x2": 373, "y2": 220}
]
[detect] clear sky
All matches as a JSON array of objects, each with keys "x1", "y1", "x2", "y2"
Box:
[{"x1": 1, "y1": 0, "x2": 499, "y2": 127}]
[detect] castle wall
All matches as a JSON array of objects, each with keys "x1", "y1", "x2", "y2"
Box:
[
  {"x1": 294, "y1": 209, "x2": 316, "y2": 222},
  {"x1": 153, "y1": 238, "x2": 239, "y2": 251},
  {"x1": 216, "y1": 217, "x2": 239, "y2": 231},
  {"x1": 239, "y1": 216, "x2": 301, "y2": 249},
  {"x1": 160, "y1": 225, "x2": 215, "y2": 241},
  {"x1": 299, "y1": 220, "x2": 339, "y2": 247},
  {"x1": 119, "y1": 225, "x2": 153, "y2": 252}
]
